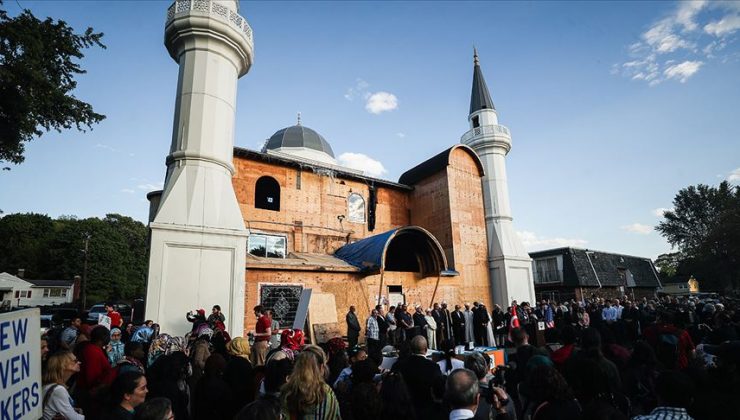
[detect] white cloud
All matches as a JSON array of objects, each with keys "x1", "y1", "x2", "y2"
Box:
[
  {"x1": 675, "y1": 0, "x2": 707, "y2": 31},
  {"x1": 516, "y1": 231, "x2": 588, "y2": 251},
  {"x1": 663, "y1": 60, "x2": 703, "y2": 82},
  {"x1": 642, "y1": 20, "x2": 693, "y2": 53},
  {"x1": 121, "y1": 188, "x2": 136, "y2": 194},
  {"x1": 365, "y1": 92, "x2": 398, "y2": 114},
  {"x1": 396, "y1": 132, "x2": 406, "y2": 138},
  {"x1": 727, "y1": 167, "x2": 740, "y2": 183},
  {"x1": 653, "y1": 207, "x2": 673, "y2": 217},
  {"x1": 344, "y1": 78, "x2": 369, "y2": 101},
  {"x1": 337, "y1": 152, "x2": 387, "y2": 177},
  {"x1": 614, "y1": 1, "x2": 740, "y2": 85},
  {"x1": 621, "y1": 223, "x2": 653, "y2": 235},
  {"x1": 705, "y1": 14, "x2": 740, "y2": 37}
]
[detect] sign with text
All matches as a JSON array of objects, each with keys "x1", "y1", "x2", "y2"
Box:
[
  {"x1": 98, "y1": 314, "x2": 112, "y2": 330},
  {"x1": 0, "y1": 308, "x2": 42, "y2": 420}
]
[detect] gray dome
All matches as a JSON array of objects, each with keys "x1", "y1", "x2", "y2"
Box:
[{"x1": 264, "y1": 125, "x2": 335, "y2": 158}]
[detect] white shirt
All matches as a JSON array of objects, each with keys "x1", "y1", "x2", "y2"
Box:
[
  {"x1": 449, "y1": 408, "x2": 475, "y2": 420},
  {"x1": 42, "y1": 384, "x2": 84, "y2": 420}
]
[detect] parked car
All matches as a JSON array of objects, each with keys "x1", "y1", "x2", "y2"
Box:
[
  {"x1": 86, "y1": 304, "x2": 107, "y2": 324},
  {"x1": 86, "y1": 303, "x2": 132, "y2": 325}
]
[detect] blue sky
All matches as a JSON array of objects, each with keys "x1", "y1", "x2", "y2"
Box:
[{"x1": 1, "y1": 1, "x2": 739, "y2": 260}]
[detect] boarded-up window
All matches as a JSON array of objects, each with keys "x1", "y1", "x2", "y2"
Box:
[{"x1": 260, "y1": 285, "x2": 303, "y2": 328}]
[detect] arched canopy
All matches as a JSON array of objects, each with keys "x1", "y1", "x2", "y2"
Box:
[
  {"x1": 334, "y1": 226, "x2": 448, "y2": 276},
  {"x1": 398, "y1": 144, "x2": 484, "y2": 186}
]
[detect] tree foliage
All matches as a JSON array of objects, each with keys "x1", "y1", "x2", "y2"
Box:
[
  {"x1": 656, "y1": 181, "x2": 740, "y2": 291},
  {"x1": 0, "y1": 213, "x2": 148, "y2": 303},
  {"x1": 0, "y1": 1, "x2": 106, "y2": 165}
]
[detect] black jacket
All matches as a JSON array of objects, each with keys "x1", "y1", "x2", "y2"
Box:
[{"x1": 346, "y1": 312, "x2": 361, "y2": 335}]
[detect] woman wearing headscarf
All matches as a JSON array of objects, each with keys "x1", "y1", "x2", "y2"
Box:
[
  {"x1": 108, "y1": 328, "x2": 125, "y2": 366},
  {"x1": 224, "y1": 337, "x2": 256, "y2": 416},
  {"x1": 266, "y1": 329, "x2": 304, "y2": 364},
  {"x1": 189, "y1": 328, "x2": 214, "y2": 388},
  {"x1": 193, "y1": 354, "x2": 233, "y2": 420},
  {"x1": 147, "y1": 334, "x2": 187, "y2": 368},
  {"x1": 147, "y1": 351, "x2": 191, "y2": 420}
]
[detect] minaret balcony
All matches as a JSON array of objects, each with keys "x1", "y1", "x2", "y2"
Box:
[
  {"x1": 166, "y1": 0, "x2": 253, "y2": 44},
  {"x1": 460, "y1": 124, "x2": 512, "y2": 152}
]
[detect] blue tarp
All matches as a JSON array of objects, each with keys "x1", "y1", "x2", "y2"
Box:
[{"x1": 334, "y1": 229, "x2": 398, "y2": 272}]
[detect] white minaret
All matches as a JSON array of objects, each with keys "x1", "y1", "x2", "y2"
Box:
[
  {"x1": 461, "y1": 49, "x2": 536, "y2": 307},
  {"x1": 145, "y1": 0, "x2": 254, "y2": 335}
]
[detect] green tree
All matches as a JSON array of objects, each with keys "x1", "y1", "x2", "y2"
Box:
[
  {"x1": 0, "y1": 213, "x2": 148, "y2": 304},
  {"x1": 656, "y1": 181, "x2": 740, "y2": 291},
  {"x1": 654, "y1": 252, "x2": 680, "y2": 281},
  {"x1": 0, "y1": 213, "x2": 54, "y2": 277},
  {"x1": 0, "y1": 1, "x2": 106, "y2": 166}
]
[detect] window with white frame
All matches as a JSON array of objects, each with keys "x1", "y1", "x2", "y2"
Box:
[
  {"x1": 44, "y1": 288, "x2": 64, "y2": 298},
  {"x1": 248, "y1": 234, "x2": 287, "y2": 258},
  {"x1": 348, "y1": 193, "x2": 365, "y2": 223}
]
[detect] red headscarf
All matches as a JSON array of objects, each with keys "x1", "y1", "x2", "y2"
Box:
[{"x1": 280, "y1": 329, "x2": 304, "y2": 351}]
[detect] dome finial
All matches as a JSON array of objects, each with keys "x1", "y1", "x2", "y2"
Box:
[
  {"x1": 296, "y1": 112, "x2": 302, "y2": 126},
  {"x1": 473, "y1": 46, "x2": 479, "y2": 66}
]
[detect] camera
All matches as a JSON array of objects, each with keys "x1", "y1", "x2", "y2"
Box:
[{"x1": 490, "y1": 364, "x2": 513, "y2": 388}]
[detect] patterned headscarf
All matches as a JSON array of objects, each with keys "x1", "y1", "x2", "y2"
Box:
[
  {"x1": 147, "y1": 334, "x2": 188, "y2": 367},
  {"x1": 327, "y1": 337, "x2": 347, "y2": 356},
  {"x1": 198, "y1": 327, "x2": 214, "y2": 339},
  {"x1": 280, "y1": 329, "x2": 304, "y2": 351}
]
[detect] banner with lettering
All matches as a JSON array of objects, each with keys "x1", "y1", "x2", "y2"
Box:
[{"x1": 0, "y1": 308, "x2": 42, "y2": 420}]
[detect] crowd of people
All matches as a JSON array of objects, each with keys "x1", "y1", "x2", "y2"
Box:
[{"x1": 37, "y1": 293, "x2": 740, "y2": 420}]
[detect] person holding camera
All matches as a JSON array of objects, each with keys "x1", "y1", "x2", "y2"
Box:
[{"x1": 464, "y1": 352, "x2": 516, "y2": 420}]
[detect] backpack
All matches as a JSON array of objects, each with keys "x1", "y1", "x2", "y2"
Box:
[{"x1": 656, "y1": 331, "x2": 680, "y2": 369}]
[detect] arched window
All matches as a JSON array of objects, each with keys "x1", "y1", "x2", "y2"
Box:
[
  {"x1": 255, "y1": 176, "x2": 280, "y2": 211},
  {"x1": 348, "y1": 193, "x2": 365, "y2": 223}
]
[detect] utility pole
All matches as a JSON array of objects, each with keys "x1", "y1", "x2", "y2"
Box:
[{"x1": 81, "y1": 233, "x2": 91, "y2": 311}]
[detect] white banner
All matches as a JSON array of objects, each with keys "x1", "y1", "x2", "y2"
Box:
[{"x1": 0, "y1": 308, "x2": 42, "y2": 420}]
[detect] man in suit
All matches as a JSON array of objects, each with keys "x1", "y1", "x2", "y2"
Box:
[
  {"x1": 412, "y1": 306, "x2": 427, "y2": 339},
  {"x1": 445, "y1": 369, "x2": 480, "y2": 420},
  {"x1": 473, "y1": 302, "x2": 490, "y2": 346},
  {"x1": 393, "y1": 335, "x2": 443, "y2": 419},
  {"x1": 441, "y1": 302, "x2": 453, "y2": 342},
  {"x1": 451, "y1": 304, "x2": 466, "y2": 346},
  {"x1": 346, "y1": 305, "x2": 361, "y2": 348}
]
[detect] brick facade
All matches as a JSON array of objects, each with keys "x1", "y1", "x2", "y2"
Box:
[{"x1": 233, "y1": 146, "x2": 493, "y2": 338}]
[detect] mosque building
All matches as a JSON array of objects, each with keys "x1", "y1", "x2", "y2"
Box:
[{"x1": 146, "y1": 0, "x2": 534, "y2": 337}]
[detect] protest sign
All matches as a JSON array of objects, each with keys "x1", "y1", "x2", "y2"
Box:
[
  {"x1": 98, "y1": 314, "x2": 112, "y2": 330},
  {"x1": 0, "y1": 308, "x2": 42, "y2": 420}
]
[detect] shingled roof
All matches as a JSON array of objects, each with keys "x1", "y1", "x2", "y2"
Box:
[{"x1": 530, "y1": 247, "x2": 661, "y2": 288}]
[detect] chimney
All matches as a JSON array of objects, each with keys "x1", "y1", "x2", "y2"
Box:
[
  {"x1": 17, "y1": 268, "x2": 25, "y2": 278},
  {"x1": 73, "y1": 275, "x2": 82, "y2": 300}
]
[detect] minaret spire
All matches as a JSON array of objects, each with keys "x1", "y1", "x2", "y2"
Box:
[
  {"x1": 297, "y1": 112, "x2": 302, "y2": 126},
  {"x1": 470, "y1": 48, "x2": 495, "y2": 115},
  {"x1": 461, "y1": 48, "x2": 536, "y2": 308}
]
